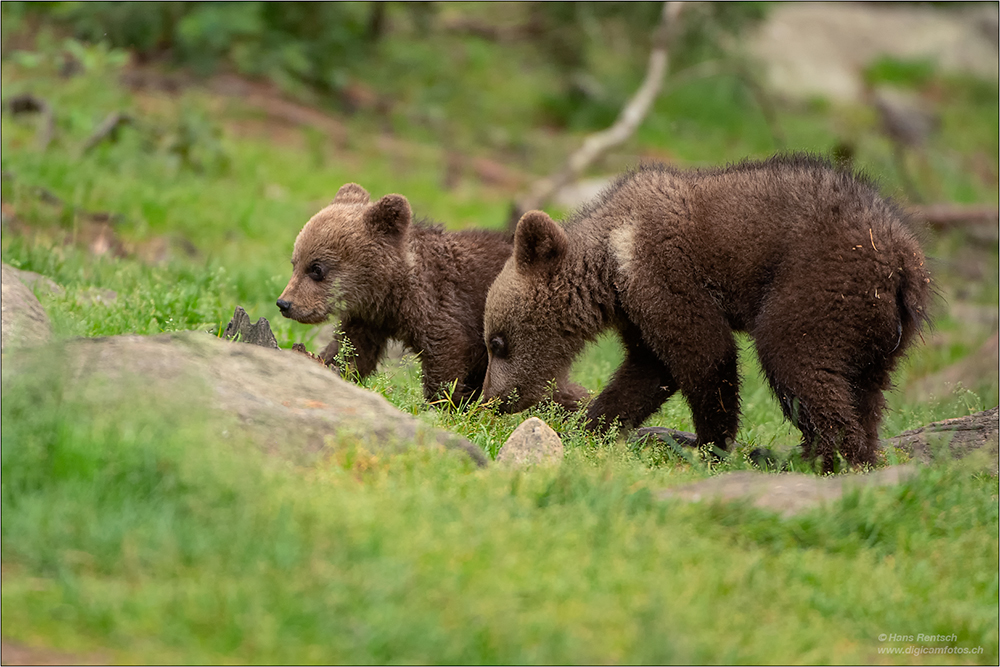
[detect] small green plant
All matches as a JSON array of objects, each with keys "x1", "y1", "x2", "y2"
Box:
[
  {"x1": 330, "y1": 327, "x2": 359, "y2": 382},
  {"x1": 864, "y1": 55, "x2": 937, "y2": 88}
]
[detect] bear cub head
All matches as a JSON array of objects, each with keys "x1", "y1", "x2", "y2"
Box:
[
  {"x1": 483, "y1": 210, "x2": 583, "y2": 412},
  {"x1": 277, "y1": 183, "x2": 411, "y2": 325}
]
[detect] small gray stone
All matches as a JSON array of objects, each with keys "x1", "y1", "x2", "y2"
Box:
[{"x1": 496, "y1": 417, "x2": 564, "y2": 467}]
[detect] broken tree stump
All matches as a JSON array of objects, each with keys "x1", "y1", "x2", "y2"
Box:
[
  {"x1": 222, "y1": 306, "x2": 278, "y2": 349},
  {"x1": 4, "y1": 93, "x2": 55, "y2": 150},
  {"x1": 631, "y1": 407, "x2": 999, "y2": 473},
  {"x1": 882, "y1": 406, "x2": 999, "y2": 471}
]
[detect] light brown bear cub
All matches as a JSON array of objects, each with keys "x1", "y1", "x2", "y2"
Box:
[
  {"x1": 482, "y1": 155, "x2": 931, "y2": 472},
  {"x1": 277, "y1": 183, "x2": 585, "y2": 406}
]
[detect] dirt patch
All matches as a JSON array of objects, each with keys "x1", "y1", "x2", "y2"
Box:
[
  {"x1": 659, "y1": 465, "x2": 919, "y2": 518},
  {"x1": 121, "y1": 62, "x2": 531, "y2": 195},
  {"x1": 1, "y1": 170, "x2": 198, "y2": 264},
  {"x1": 1, "y1": 639, "x2": 106, "y2": 666},
  {"x1": 122, "y1": 64, "x2": 351, "y2": 149}
]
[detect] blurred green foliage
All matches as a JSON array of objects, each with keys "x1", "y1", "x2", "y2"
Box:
[
  {"x1": 5, "y1": 1, "x2": 766, "y2": 129},
  {"x1": 864, "y1": 55, "x2": 939, "y2": 89},
  {"x1": 6, "y1": 1, "x2": 374, "y2": 96},
  {"x1": 517, "y1": 2, "x2": 767, "y2": 130}
]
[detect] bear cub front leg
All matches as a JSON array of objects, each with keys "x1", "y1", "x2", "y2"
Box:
[{"x1": 320, "y1": 318, "x2": 389, "y2": 379}]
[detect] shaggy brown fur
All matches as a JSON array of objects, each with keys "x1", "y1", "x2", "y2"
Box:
[
  {"x1": 482, "y1": 155, "x2": 931, "y2": 472},
  {"x1": 277, "y1": 183, "x2": 585, "y2": 406}
]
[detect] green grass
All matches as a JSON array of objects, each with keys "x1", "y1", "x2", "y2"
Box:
[
  {"x1": 2, "y1": 20, "x2": 998, "y2": 665},
  {"x1": 3, "y1": 356, "x2": 998, "y2": 664}
]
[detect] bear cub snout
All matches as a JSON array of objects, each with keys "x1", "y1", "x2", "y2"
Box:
[{"x1": 278, "y1": 182, "x2": 586, "y2": 407}]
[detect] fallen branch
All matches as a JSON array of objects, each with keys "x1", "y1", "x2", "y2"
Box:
[
  {"x1": 510, "y1": 1, "x2": 685, "y2": 227},
  {"x1": 909, "y1": 203, "x2": 999, "y2": 229},
  {"x1": 81, "y1": 111, "x2": 134, "y2": 155}
]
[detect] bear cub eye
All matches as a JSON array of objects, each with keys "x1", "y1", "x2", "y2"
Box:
[
  {"x1": 306, "y1": 262, "x2": 327, "y2": 282},
  {"x1": 489, "y1": 334, "x2": 508, "y2": 359}
]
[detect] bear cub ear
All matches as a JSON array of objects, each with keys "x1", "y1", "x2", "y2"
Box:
[
  {"x1": 514, "y1": 210, "x2": 568, "y2": 272},
  {"x1": 364, "y1": 194, "x2": 412, "y2": 236},
  {"x1": 332, "y1": 183, "x2": 371, "y2": 205}
]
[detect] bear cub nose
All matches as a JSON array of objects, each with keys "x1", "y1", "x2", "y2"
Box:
[{"x1": 276, "y1": 299, "x2": 292, "y2": 313}]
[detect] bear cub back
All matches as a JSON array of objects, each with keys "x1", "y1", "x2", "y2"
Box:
[{"x1": 483, "y1": 155, "x2": 931, "y2": 472}]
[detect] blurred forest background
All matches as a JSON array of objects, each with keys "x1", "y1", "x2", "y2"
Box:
[
  {"x1": 1, "y1": 3, "x2": 998, "y2": 663},
  {"x1": 2, "y1": 0, "x2": 996, "y2": 408}
]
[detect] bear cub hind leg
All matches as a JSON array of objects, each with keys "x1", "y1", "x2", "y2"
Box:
[{"x1": 761, "y1": 359, "x2": 874, "y2": 473}]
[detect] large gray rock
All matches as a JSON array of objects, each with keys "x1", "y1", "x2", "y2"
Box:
[
  {"x1": 1, "y1": 331, "x2": 487, "y2": 467},
  {"x1": 748, "y1": 3, "x2": 998, "y2": 103},
  {"x1": 496, "y1": 417, "x2": 564, "y2": 467},
  {"x1": 1, "y1": 263, "x2": 53, "y2": 352}
]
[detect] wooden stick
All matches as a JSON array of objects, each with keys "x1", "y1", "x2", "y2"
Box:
[
  {"x1": 909, "y1": 203, "x2": 999, "y2": 228},
  {"x1": 81, "y1": 112, "x2": 133, "y2": 155},
  {"x1": 510, "y1": 2, "x2": 685, "y2": 227}
]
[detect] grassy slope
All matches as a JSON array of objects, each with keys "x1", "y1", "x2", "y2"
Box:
[
  {"x1": 3, "y1": 361, "x2": 998, "y2": 664},
  {"x1": 2, "y1": 11, "x2": 998, "y2": 664}
]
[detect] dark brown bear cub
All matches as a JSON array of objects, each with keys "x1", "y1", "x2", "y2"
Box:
[
  {"x1": 482, "y1": 155, "x2": 931, "y2": 472},
  {"x1": 277, "y1": 183, "x2": 585, "y2": 406}
]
